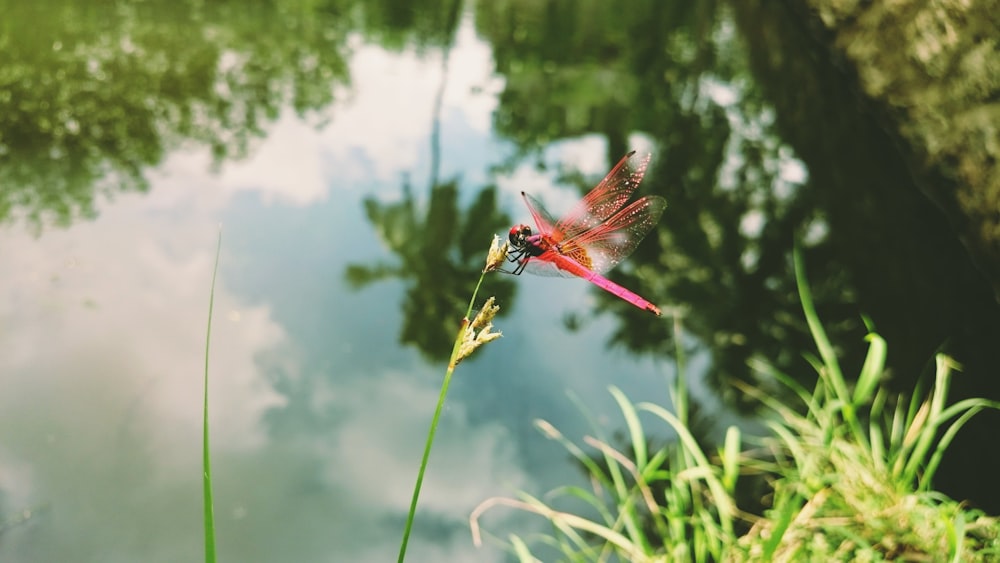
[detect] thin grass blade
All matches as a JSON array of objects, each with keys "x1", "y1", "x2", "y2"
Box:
[{"x1": 202, "y1": 227, "x2": 222, "y2": 563}]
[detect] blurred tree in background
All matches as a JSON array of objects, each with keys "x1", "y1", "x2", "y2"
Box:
[{"x1": 0, "y1": 0, "x2": 352, "y2": 228}]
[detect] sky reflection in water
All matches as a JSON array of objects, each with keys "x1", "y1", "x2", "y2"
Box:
[{"x1": 0, "y1": 17, "x2": 716, "y2": 562}]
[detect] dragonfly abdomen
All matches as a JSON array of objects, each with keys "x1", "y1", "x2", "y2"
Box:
[{"x1": 552, "y1": 253, "x2": 661, "y2": 316}]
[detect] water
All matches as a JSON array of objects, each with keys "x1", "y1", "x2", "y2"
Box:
[{"x1": 2, "y1": 1, "x2": 998, "y2": 561}]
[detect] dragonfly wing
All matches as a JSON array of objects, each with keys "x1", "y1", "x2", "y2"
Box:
[
  {"x1": 564, "y1": 195, "x2": 667, "y2": 273},
  {"x1": 515, "y1": 193, "x2": 575, "y2": 277},
  {"x1": 554, "y1": 151, "x2": 652, "y2": 241},
  {"x1": 521, "y1": 192, "x2": 560, "y2": 238}
]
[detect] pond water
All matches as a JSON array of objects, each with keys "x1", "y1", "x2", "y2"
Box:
[{"x1": 2, "y1": 1, "x2": 998, "y2": 561}]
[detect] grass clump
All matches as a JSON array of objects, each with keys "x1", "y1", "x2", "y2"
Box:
[
  {"x1": 735, "y1": 349, "x2": 1000, "y2": 561},
  {"x1": 731, "y1": 249, "x2": 1000, "y2": 561},
  {"x1": 471, "y1": 248, "x2": 1000, "y2": 561}
]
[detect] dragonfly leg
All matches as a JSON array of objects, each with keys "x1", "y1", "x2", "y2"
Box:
[{"x1": 495, "y1": 248, "x2": 528, "y2": 275}]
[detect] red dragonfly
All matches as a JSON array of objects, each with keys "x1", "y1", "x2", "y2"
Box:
[{"x1": 507, "y1": 151, "x2": 666, "y2": 316}]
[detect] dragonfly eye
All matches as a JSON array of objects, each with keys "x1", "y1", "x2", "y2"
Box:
[{"x1": 509, "y1": 224, "x2": 531, "y2": 245}]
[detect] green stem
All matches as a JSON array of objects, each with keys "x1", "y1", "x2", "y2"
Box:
[
  {"x1": 465, "y1": 270, "x2": 486, "y2": 320},
  {"x1": 203, "y1": 227, "x2": 221, "y2": 563},
  {"x1": 397, "y1": 270, "x2": 487, "y2": 563}
]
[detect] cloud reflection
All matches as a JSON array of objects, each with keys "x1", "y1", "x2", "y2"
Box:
[
  {"x1": 0, "y1": 19, "x2": 538, "y2": 561},
  {"x1": 0, "y1": 172, "x2": 526, "y2": 562}
]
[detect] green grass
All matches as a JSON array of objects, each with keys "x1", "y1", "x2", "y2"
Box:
[{"x1": 470, "y1": 247, "x2": 1000, "y2": 561}]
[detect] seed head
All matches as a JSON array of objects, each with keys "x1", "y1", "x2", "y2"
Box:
[
  {"x1": 453, "y1": 297, "x2": 502, "y2": 367},
  {"x1": 483, "y1": 235, "x2": 509, "y2": 273}
]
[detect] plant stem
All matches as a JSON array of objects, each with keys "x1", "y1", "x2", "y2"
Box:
[
  {"x1": 397, "y1": 269, "x2": 488, "y2": 563},
  {"x1": 202, "y1": 227, "x2": 221, "y2": 563}
]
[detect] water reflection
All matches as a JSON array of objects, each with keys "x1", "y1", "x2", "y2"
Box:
[
  {"x1": 1, "y1": 1, "x2": 998, "y2": 561},
  {"x1": 0, "y1": 0, "x2": 349, "y2": 228},
  {"x1": 345, "y1": 179, "x2": 515, "y2": 362},
  {"x1": 729, "y1": 0, "x2": 1000, "y2": 511},
  {"x1": 478, "y1": 0, "x2": 852, "y2": 406},
  {"x1": 477, "y1": 0, "x2": 1000, "y2": 512}
]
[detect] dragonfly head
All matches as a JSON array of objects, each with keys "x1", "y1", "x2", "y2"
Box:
[{"x1": 508, "y1": 224, "x2": 532, "y2": 247}]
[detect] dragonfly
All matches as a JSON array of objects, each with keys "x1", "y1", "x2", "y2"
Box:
[{"x1": 507, "y1": 150, "x2": 667, "y2": 316}]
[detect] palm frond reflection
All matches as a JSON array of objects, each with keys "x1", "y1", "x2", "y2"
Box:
[{"x1": 346, "y1": 179, "x2": 515, "y2": 362}]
